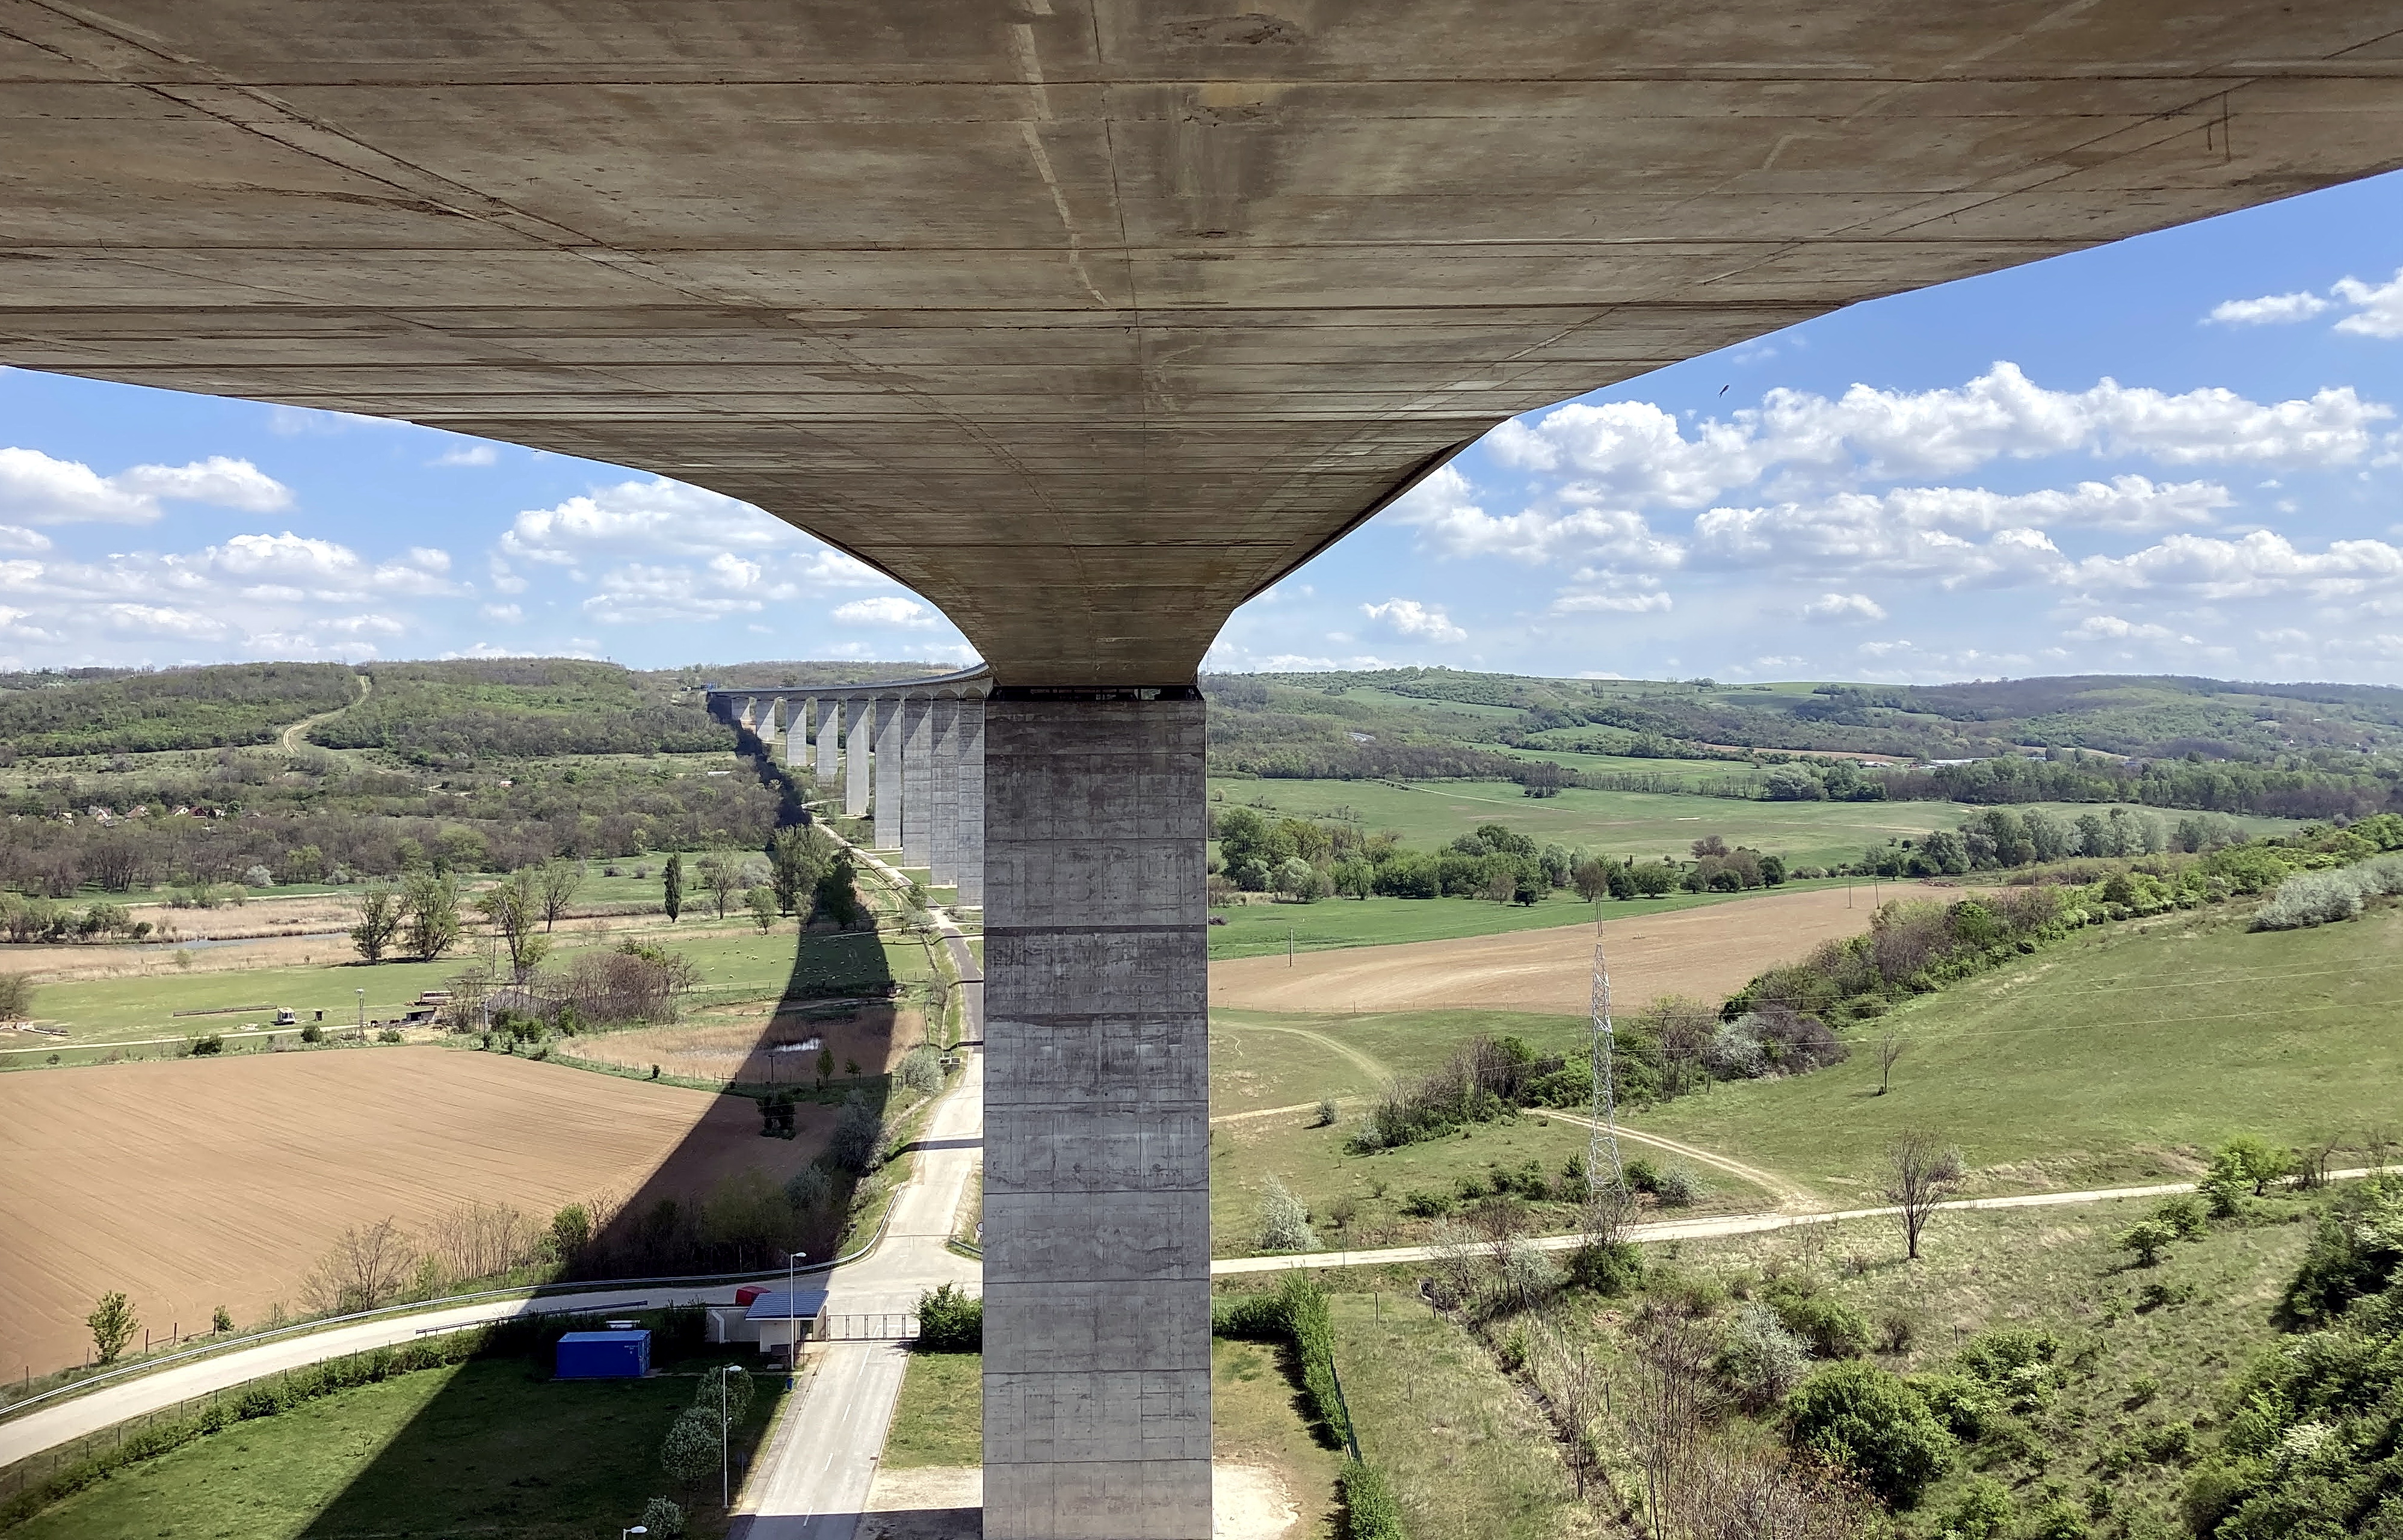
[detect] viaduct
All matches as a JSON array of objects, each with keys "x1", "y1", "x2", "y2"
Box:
[{"x1": 8, "y1": 5, "x2": 2402, "y2": 1533}]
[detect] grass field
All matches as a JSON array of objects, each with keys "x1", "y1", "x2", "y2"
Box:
[
  {"x1": 1632, "y1": 899, "x2": 2403, "y2": 1200},
  {"x1": 1209, "y1": 778, "x2": 2300, "y2": 872},
  {"x1": 1209, "y1": 1098, "x2": 1775, "y2": 1258},
  {"x1": 1205, "y1": 879, "x2": 1862, "y2": 961},
  {"x1": 886, "y1": 1351, "x2": 981, "y2": 1468},
  {"x1": 879, "y1": 1343, "x2": 1345, "y2": 1536},
  {"x1": 1328, "y1": 1290, "x2": 1599, "y2": 1540},
  {"x1": 5, "y1": 916, "x2": 924, "y2": 1051},
  {"x1": 10, "y1": 1357, "x2": 781, "y2": 1539}
]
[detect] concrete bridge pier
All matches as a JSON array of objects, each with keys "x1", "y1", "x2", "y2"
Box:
[
  {"x1": 981, "y1": 688, "x2": 1212, "y2": 1540},
  {"x1": 954, "y1": 698, "x2": 985, "y2": 908},
  {"x1": 874, "y1": 691, "x2": 906, "y2": 852},
  {"x1": 815, "y1": 697, "x2": 840, "y2": 783},
  {"x1": 930, "y1": 695, "x2": 961, "y2": 889},
  {"x1": 783, "y1": 698, "x2": 808, "y2": 768},
  {"x1": 901, "y1": 695, "x2": 935, "y2": 872},
  {"x1": 844, "y1": 700, "x2": 872, "y2": 819}
]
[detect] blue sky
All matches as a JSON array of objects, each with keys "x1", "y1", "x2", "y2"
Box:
[{"x1": 8, "y1": 170, "x2": 2403, "y2": 685}]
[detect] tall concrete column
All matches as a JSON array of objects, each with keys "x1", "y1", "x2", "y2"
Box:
[
  {"x1": 901, "y1": 694, "x2": 935, "y2": 871},
  {"x1": 873, "y1": 692, "x2": 905, "y2": 851},
  {"x1": 982, "y1": 689, "x2": 1211, "y2": 1540},
  {"x1": 929, "y1": 695, "x2": 960, "y2": 888},
  {"x1": 783, "y1": 698, "x2": 807, "y2": 768},
  {"x1": 739, "y1": 696, "x2": 759, "y2": 733},
  {"x1": 844, "y1": 698, "x2": 872, "y2": 818},
  {"x1": 815, "y1": 697, "x2": 839, "y2": 782},
  {"x1": 954, "y1": 695, "x2": 986, "y2": 907}
]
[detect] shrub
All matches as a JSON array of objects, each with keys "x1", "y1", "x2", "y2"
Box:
[
  {"x1": 299, "y1": 1021, "x2": 323, "y2": 1043},
  {"x1": 896, "y1": 1044, "x2": 944, "y2": 1095},
  {"x1": 1565, "y1": 1239, "x2": 1643, "y2": 1296},
  {"x1": 1956, "y1": 1328, "x2": 2062, "y2": 1413},
  {"x1": 2251, "y1": 869, "x2": 2368, "y2": 930},
  {"x1": 1312, "y1": 1097, "x2": 1338, "y2": 1127},
  {"x1": 827, "y1": 1090, "x2": 885, "y2": 1173},
  {"x1": 1398, "y1": 1187, "x2": 1451, "y2": 1218},
  {"x1": 784, "y1": 1166, "x2": 833, "y2": 1214},
  {"x1": 1768, "y1": 1287, "x2": 1872, "y2": 1359},
  {"x1": 2155, "y1": 1195, "x2": 2207, "y2": 1240},
  {"x1": 187, "y1": 1032, "x2": 224, "y2": 1056},
  {"x1": 1339, "y1": 1459, "x2": 1405, "y2": 1540},
  {"x1": 1911, "y1": 1370, "x2": 2000, "y2": 1440},
  {"x1": 1946, "y1": 1476, "x2": 2016, "y2": 1540},
  {"x1": 694, "y1": 1363, "x2": 753, "y2": 1424},
  {"x1": 1652, "y1": 1161, "x2": 1700, "y2": 1207},
  {"x1": 1718, "y1": 1302, "x2": 1809, "y2": 1409},
  {"x1": 1785, "y1": 1361, "x2": 1954, "y2": 1506},
  {"x1": 0, "y1": 972, "x2": 34, "y2": 1021},
  {"x1": 916, "y1": 1283, "x2": 983, "y2": 1351},
  {"x1": 1256, "y1": 1176, "x2": 1317, "y2": 1254},
  {"x1": 2120, "y1": 1219, "x2": 2177, "y2": 1267},
  {"x1": 637, "y1": 1496, "x2": 686, "y2": 1539}
]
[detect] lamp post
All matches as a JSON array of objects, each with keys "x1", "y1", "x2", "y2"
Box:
[
  {"x1": 621, "y1": 1527, "x2": 647, "y2": 1539},
  {"x1": 354, "y1": 987, "x2": 365, "y2": 1043},
  {"x1": 786, "y1": 1249, "x2": 807, "y2": 1388}
]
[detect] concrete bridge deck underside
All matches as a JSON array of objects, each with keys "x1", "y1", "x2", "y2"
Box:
[{"x1": 7, "y1": 0, "x2": 2403, "y2": 682}]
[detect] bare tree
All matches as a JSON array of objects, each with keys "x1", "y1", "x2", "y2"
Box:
[
  {"x1": 1884, "y1": 1129, "x2": 1963, "y2": 1261},
  {"x1": 1620, "y1": 1309, "x2": 1710, "y2": 1535},
  {"x1": 697, "y1": 852, "x2": 741, "y2": 920},
  {"x1": 2366, "y1": 1120, "x2": 2399, "y2": 1172},
  {"x1": 1425, "y1": 1218, "x2": 1486, "y2": 1310},
  {"x1": 300, "y1": 1218, "x2": 417, "y2": 1314},
  {"x1": 431, "y1": 1201, "x2": 537, "y2": 1281},
  {"x1": 349, "y1": 882, "x2": 403, "y2": 964},
  {"x1": 1875, "y1": 1030, "x2": 1905, "y2": 1096},
  {"x1": 535, "y1": 857, "x2": 585, "y2": 931}
]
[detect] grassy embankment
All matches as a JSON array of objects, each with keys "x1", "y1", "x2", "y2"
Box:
[
  {"x1": 7, "y1": 1355, "x2": 782, "y2": 1540},
  {"x1": 882, "y1": 1341, "x2": 1345, "y2": 1534},
  {"x1": 1630, "y1": 898, "x2": 2403, "y2": 1200},
  {"x1": 1225, "y1": 1189, "x2": 2333, "y2": 1540},
  {"x1": 1212, "y1": 777, "x2": 2301, "y2": 876}
]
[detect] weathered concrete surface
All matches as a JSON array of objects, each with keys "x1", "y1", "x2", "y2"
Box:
[
  {"x1": 874, "y1": 692, "x2": 905, "y2": 851},
  {"x1": 954, "y1": 700, "x2": 987, "y2": 908},
  {"x1": 8, "y1": 2, "x2": 2403, "y2": 682},
  {"x1": 931, "y1": 695, "x2": 962, "y2": 887},
  {"x1": 981, "y1": 693, "x2": 1211, "y2": 1540},
  {"x1": 845, "y1": 699, "x2": 873, "y2": 819},
  {"x1": 902, "y1": 695, "x2": 936, "y2": 870}
]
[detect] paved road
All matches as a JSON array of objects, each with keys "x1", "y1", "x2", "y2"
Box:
[{"x1": 731, "y1": 838, "x2": 985, "y2": 1539}]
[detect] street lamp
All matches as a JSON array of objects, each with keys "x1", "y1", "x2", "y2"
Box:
[
  {"x1": 786, "y1": 1249, "x2": 807, "y2": 1388},
  {"x1": 621, "y1": 1528, "x2": 647, "y2": 1539},
  {"x1": 354, "y1": 987, "x2": 365, "y2": 1043}
]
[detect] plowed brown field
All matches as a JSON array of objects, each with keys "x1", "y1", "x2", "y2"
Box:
[
  {"x1": 0, "y1": 1049, "x2": 821, "y2": 1378},
  {"x1": 1209, "y1": 884, "x2": 1936, "y2": 1015},
  {"x1": 573, "y1": 1003, "x2": 922, "y2": 1086}
]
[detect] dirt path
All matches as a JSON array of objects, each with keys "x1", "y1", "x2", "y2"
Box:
[
  {"x1": 280, "y1": 670, "x2": 369, "y2": 752},
  {"x1": 1534, "y1": 1108, "x2": 1822, "y2": 1213},
  {"x1": 1211, "y1": 883, "x2": 1929, "y2": 1015}
]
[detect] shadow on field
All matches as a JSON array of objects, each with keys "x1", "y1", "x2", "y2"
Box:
[{"x1": 294, "y1": 868, "x2": 921, "y2": 1535}]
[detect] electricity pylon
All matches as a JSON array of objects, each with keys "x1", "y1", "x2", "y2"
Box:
[{"x1": 1585, "y1": 905, "x2": 1625, "y2": 1197}]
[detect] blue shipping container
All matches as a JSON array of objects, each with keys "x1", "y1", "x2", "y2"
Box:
[{"x1": 555, "y1": 1329, "x2": 651, "y2": 1379}]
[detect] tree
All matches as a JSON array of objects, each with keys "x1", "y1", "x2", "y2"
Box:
[
  {"x1": 1272, "y1": 855, "x2": 1318, "y2": 902},
  {"x1": 535, "y1": 857, "x2": 584, "y2": 931},
  {"x1": 2118, "y1": 1219, "x2": 2176, "y2": 1268},
  {"x1": 917, "y1": 1283, "x2": 984, "y2": 1350},
  {"x1": 86, "y1": 1291, "x2": 138, "y2": 1364},
  {"x1": 349, "y1": 882, "x2": 402, "y2": 964},
  {"x1": 0, "y1": 972, "x2": 34, "y2": 1023},
  {"x1": 663, "y1": 854, "x2": 684, "y2": 922},
  {"x1": 401, "y1": 869, "x2": 461, "y2": 962},
  {"x1": 299, "y1": 1216, "x2": 416, "y2": 1314},
  {"x1": 1785, "y1": 1361, "x2": 1954, "y2": 1506},
  {"x1": 1571, "y1": 856, "x2": 1612, "y2": 902},
  {"x1": 745, "y1": 886, "x2": 778, "y2": 934},
  {"x1": 660, "y1": 1405, "x2": 720, "y2": 1486},
  {"x1": 813, "y1": 854, "x2": 865, "y2": 928},
  {"x1": 1875, "y1": 1030, "x2": 1905, "y2": 1095},
  {"x1": 769, "y1": 825, "x2": 828, "y2": 916},
  {"x1": 637, "y1": 1497, "x2": 686, "y2": 1539},
  {"x1": 697, "y1": 852, "x2": 739, "y2": 919},
  {"x1": 2215, "y1": 1135, "x2": 2293, "y2": 1197},
  {"x1": 549, "y1": 1203, "x2": 592, "y2": 1258},
  {"x1": 475, "y1": 867, "x2": 548, "y2": 979},
  {"x1": 1885, "y1": 1129, "x2": 1963, "y2": 1261}
]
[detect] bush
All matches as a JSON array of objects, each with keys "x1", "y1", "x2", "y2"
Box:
[
  {"x1": 1767, "y1": 1286, "x2": 1872, "y2": 1359},
  {"x1": 1718, "y1": 1302, "x2": 1808, "y2": 1409},
  {"x1": 1339, "y1": 1459, "x2": 1406, "y2": 1540},
  {"x1": 1256, "y1": 1176, "x2": 1318, "y2": 1254},
  {"x1": 637, "y1": 1496, "x2": 686, "y2": 1539},
  {"x1": 784, "y1": 1166, "x2": 833, "y2": 1214},
  {"x1": 1911, "y1": 1370, "x2": 2001, "y2": 1440},
  {"x1": 896, "y1": 1043, "x2": 944, "y2": 1095},
  {"x1": 1399, "y1": 1188, "x2": 1452, "y2": 1218},
  {"x1": 916, "y1": 1283, "x2": 983, "y2": 1351},
  {"x1": 1652, "y1": 1161, "x2": 1700, "y2": 1207},
  {"x1": 1785, "y1": 1361, "x2": 1955, "y2": 1506},
  {"x1": 1946, "y1": 1476, "x2": 2016, "y2": 1540},
  {"x1": 1565, "y1": 1239, "x2": 1643, "y2": 1296},
  {"x1": 827, "y1": 1090, "x2": 885, "y2": 1173},
  {"x1": 659, "y1": 1405, "x2": 720, "y2": 1485},
  {"x1": 2120, "y1": 1219, "x2": 2178, "y2": 1267}
]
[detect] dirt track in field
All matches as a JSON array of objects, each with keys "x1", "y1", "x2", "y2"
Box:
[
  {"x1": 1209, "y1": 884, "x2": 1933, "y2": 1015},
  {"x1": 0, "y1": 1049, "x2": 821, "y2": 1378}
]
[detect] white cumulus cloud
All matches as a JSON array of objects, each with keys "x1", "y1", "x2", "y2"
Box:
[
  {"x1": 0, "y1": 448, "x2": 292, "y2": 524},
  {"x1": 1362, "y1": 597, "x2": 1467, "y2": 642},
  {"x1": 1802, "y1": 593, "x2": 1887, "y2": 624},
  {"x1": 2331, "y1": 270, "x2": 2403, "y2": 339},
  {"x1": 833, "y1": 596, "x2": 937, "y2": 628},
  {"x1": 2207, "y1": 291, "x2": 2331, "y2": 326}
]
